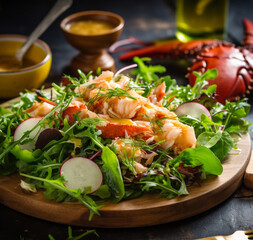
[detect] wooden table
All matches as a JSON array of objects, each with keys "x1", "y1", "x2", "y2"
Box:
[{"x1": 0, "y1": 0, "x2": 253, "y2": 239}]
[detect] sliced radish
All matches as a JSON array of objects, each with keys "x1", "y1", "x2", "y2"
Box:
[
  {"x1": 14, "y1": 117, "x2": 45, "y2": 151},
  {"x1": 60, "y1": 157, "x2": 103, "y2": 194},
  {"x1": 175, "y1": 102, "x2": 211, "y2": 120},
  {"x1": 114, "y1": 63, "x2": 138, "y2": 76}
]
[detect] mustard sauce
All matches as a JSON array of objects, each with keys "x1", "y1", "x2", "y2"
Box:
[{"x1": 69, "y1": 20, "x2": 114, "y2": 35}]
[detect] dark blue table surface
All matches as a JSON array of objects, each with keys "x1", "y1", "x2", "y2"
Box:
[{"x1": 0, "y1": 0, "x2": 252, "y2": 239}]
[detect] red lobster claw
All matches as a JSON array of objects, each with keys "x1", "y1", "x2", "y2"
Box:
[{"x1": 119, "y1": 39, "x2": 226, "y2": 61}]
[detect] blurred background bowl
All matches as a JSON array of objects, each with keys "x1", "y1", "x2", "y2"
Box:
[
  {"x1": 60, "y1": 11, "x2": 124, "y2": 74},
  {"x1": 60, "y1": 10, "x2": 124, "y2": 51},
  {"x1": 0, "y1": 34, "x2": 52, "y2": 99}
]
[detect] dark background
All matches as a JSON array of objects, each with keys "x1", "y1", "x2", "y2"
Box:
[{"x1": 0, "y1": 0, "x2": 253, "y2": 239}]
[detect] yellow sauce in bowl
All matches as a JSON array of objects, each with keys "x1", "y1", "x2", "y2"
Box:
[
  {"x1": 68, "y1": 20, "x2": 114, "y2": 35},
  {"x1": 0, "y1": 55, "x2": 36, "y2": 72}
]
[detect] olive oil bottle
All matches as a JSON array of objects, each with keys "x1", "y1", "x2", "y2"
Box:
[{"x1": 176, "y1": 0, "x2": 229, "y2": 42}]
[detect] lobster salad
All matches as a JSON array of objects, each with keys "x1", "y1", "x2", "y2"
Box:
[{"x1": 0, "y1": 57, "x2": 251, "y2": 220}]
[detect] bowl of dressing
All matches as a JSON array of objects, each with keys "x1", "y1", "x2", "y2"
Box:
[
  {"x1": 60, "y1": 11, "x2": 124, "y2": 74},
  {"x1": 0, "y1": 34, "x2": 52, "y2": 99}
]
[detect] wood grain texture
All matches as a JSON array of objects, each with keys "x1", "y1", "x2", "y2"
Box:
[
  {"x1": 244, "y1": 150, "x2": 253, "y2": 189},
  {"x1": 0, "y1": 134, "x2": 251, "y2": 228}
]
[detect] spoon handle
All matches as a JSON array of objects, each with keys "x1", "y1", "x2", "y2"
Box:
[{"x1": 16, "y1": 0, "x2": 72, "y2": 61}]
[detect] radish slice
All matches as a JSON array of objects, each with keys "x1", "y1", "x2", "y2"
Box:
[
  {"x1": 114, "y1": 63, "x2": 137, "y2": 77},
  {"x1": 60, "y1": 157, "x2": 103, "y2": 193},
  {"x1": 14, "y1": 117, "x2": 45, "y2": 151},
  {"x1": 175, "y1": 102, "x2": 211, "y2": 120}
]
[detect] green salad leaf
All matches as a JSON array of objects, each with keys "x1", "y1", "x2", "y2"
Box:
[
  {"x1": 101, "y1": 146, "x2": 125, "y2": 202},
  {"x1": 20, "y1": 173, "x2": 102, "y2": 221},
  {"x1": 197, "y1": 131, "x2": 233, "y2": 161},
  {"x1": 175, "y1": 146, "x2": 223, "y2": 175}
]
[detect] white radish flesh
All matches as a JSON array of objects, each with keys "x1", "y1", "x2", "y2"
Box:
[
  {"x1": 175, "y1": 102, "x2": 211, "y2": 120},
  {"x1": 60, "y1": 157, "x2": 103, "y2": 193},
  {"x1": 14, "y1": 117, "x2": 45, "y2": 151}
]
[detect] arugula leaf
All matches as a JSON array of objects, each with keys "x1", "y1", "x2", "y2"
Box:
[
  {"x1": 20, "y1": 92, "x2": 36, "y2": 109},
  {"x1": 163, "y1": 69, "x2": 218, "y2": 110},
  {"x1": 191, "y1": 69, "x2": 217, "y2": 99},
  {"x1": 0, "y1": 95, "x2": 67, "y2": 161},
  {"x1": 131, "y1": 57, "x2": 166, "y2": 96},
  {"x1": 20, "y1": 173, "x2": 102, "y2": 221},
  {"x1": 223, "y1": 99, "x2": 251, "y2": 134},
  {"x1": 136, "y1": 169, "x2": 188, "y2": 199},
  {"x1": 0, "y1": 106, "x2": 11, "y2": 115},
  {"x1": 48, "y1": 226, "x2": 98, "y2": 240}
]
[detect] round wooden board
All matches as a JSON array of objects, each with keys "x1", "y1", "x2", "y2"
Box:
[
  {"x1": 0, "y1": 135, "x2": 251, "y2": 228},
  {"x1": 0, "y1": 98, "x2": 252, "y2": 228}
]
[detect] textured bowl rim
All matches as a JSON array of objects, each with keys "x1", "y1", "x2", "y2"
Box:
[
  {"x1": 60, "y1": 10, "x2": 124, "y2": 37},
  {"x1": 0, "y1": 34, "x2": 52, "y2": 75}
]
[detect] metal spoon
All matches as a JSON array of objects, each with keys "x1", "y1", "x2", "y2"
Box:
[{"x1": 13, "y1": 0, "x2": 72, "y2": 69}]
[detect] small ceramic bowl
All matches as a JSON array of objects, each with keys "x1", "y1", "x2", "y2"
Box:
[
  {"x1": 0, "y1": 34, "x2": 52, "y2": 99},
  {"x1": 60, "y1": 11, "x2": 124, "y2": 74}
]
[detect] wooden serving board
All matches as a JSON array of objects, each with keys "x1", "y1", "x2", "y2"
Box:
[
  {"x1": 244, "y1": 150, "x2": 253, "y2": 189},
  {"x1": 0, "y1": 133, "x2": 251, "y2": 228}
]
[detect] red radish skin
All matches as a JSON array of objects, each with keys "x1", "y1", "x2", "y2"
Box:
[
  {"x1": 14, "y1": 117, "x2": 44, "y2": 151},
  {"x1": 175, "y1": 102, "x2": 211, "y2": 120},
  {"x1": 60, "y1": 157, "x2": 103, "y2": 194}
]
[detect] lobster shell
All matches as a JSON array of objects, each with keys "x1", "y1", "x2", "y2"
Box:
[{"x1": 188, "y1": 44, "x2": 253, "y2": 104}]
